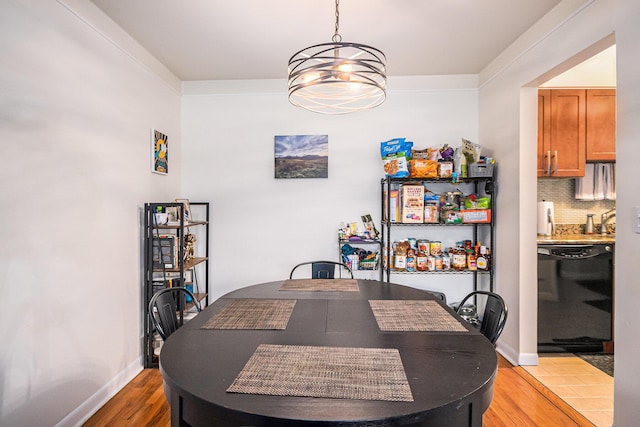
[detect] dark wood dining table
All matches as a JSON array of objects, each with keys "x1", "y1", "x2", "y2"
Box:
[{"x1": 159, "y1": 279, "x2": 498, "y2": 426}]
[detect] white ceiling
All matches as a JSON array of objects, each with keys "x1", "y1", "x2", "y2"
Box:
[{"x1": 89, "y1": 0, "x2": 562, "y2": 81}]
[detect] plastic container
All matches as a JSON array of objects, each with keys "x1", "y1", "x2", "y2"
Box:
[{"x1": 468, "y1": 163, "x2": 494, "y2": 178}]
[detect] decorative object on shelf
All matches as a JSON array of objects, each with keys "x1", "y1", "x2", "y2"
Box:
[
  {"x1": 275, "y1": 135, "x2": 328, "y2": 179},
  {"x1": 175, "y1": 199, "x2": 191, "y2": 222},
  {"x1": 287, "y1": 0, "x2": 386, "y2": 115},
  {"x1": 165, "y1": 206, "x2": 179, "y2": 224},
  {"x1": 154, "y1": 212, "x2": 169, "y2": 225},
  {"x1": 151, "y1": 129, "x2": 168, "y2": 174},
  {"x1": 184, "y1": 233, "x2": 196, "y2": 262}
]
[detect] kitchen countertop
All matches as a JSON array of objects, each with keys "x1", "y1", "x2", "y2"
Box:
[{"x1": 537, "y1": 234, "x2": 616, "y2": 244}]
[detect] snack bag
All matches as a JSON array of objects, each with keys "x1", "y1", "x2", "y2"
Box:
[
  {"x1": 411, "y1": 148, "x2": 431, "y2": 160},
  {"x1": 465, "y1": 195, "x2": 491, "y2": 209},
  {"x1": 409, "y1": 159, "x2": 439, "y2": 178},
  {"x1": 381, "y1": 138, "x2": 412, "y2": 178},
  {"x1": 439, "y1": 144, "x2": 454, "y2": 161},
  {"x1": 462, "y1": 138, "x2": 481, "y2": 164},
  {"x1": 427, "y1": 146, "x2": 441, "y2": 161}
]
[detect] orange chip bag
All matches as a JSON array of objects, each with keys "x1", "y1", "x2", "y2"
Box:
[{"x1": 409, "y1": 159, "x2": 439, "y2": 178}]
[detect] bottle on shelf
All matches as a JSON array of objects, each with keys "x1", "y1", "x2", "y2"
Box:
[
  {"x1": 451, "y1": 245, "x2": 467, "y2": 271},
  {"x1": 477, "y1": 246, "x2": 490, "y2": 271}
]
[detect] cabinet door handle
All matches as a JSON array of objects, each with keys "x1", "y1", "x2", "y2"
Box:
[
  {"x1": 546, "y1": 150, "x2": 551, "y2": 175},
  {"x1": 552, "y1": 150, "x2": 558, "y2": 174}
]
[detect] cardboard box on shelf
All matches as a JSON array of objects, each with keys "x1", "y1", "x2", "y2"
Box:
[
  {"x1": 462, "y1": 209, "x2": 492, "y2": 223},
  {"x1": 401, "y1": 185, "x2": 424, "y2": 223}
]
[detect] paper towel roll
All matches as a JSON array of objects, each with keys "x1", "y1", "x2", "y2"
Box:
[{"x1": 537, "y1": 201, "x2": 554, "y2": 235}]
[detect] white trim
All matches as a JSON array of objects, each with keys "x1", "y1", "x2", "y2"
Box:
[
  {"x1": 57, "y1": 0, "x2": 182, "y2": 93},
  {"x1": 479, "y1": 0, "x2": 596, "y2": 88},
  {"x1": 183, "y1": 75, "x2": 480, "y2": 96},
  {"x1": 518, "y1": 353, "x2": 540, "y2": 367},
  {"x1": 55, "y1": 360, "x2": 143, "y2": 427},
  {"x1": 497, "y1": 343, "x2": 539, "y2": 367}
]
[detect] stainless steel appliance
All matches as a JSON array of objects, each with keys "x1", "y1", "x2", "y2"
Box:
[{"x1": 537, "y1": 244, "x2": 613, "y2": 353}]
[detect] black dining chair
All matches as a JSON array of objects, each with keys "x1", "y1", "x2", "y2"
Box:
[
  {"x1": 149, "y1": 287, "x2": 201, "y2": 341},
  {"x1": 289, "y1": 260, "x2": 353, "y2": 279},
  {"x1": 456, "y1": 290, "x2": 507, "y2": 346},
  {"x1": 425, "y1": 290, "x2": 447, "y2": 304}
]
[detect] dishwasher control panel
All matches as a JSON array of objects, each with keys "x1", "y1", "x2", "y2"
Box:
[{"x1": 538, "y1": 244, "x2": 613, "y2": 259}]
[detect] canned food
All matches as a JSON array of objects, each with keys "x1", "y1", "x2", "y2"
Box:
[
  {"x1": 430, "y1": 241, "x2": 442, "y2": 256},
  {"x1": 408, "y1": 238, "x2": 417, "y2": 250},
  {"x1": 417, "y1": 239, "x2": 429, "y2": 253},
  {"x1": 442, "y1": 254, "x2": 451, "y2": 270},
  {"x1": 406, "y1": 256, "x2": 416, "y2": 272},
  {"x1": 416, "y1": 253, "x2": 428, "y2": 271},
  {"x1": 427, "y1": 256, "x2": 436, "y2": 271}
]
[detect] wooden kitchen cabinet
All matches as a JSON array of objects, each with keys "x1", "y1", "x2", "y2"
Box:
[
  {"x1": 537, "y1": 89, "x2": 586, "y2": 177},
  {"x1": 537, "y1": 90, "x2": 551, "y2": 176},
  {"x1": 586, "y1": 89, "x2": 616, "y2": 161}
]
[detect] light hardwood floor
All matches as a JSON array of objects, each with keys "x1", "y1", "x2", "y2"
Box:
[
  {"x1": 522, "y1": 355, "x2": 613, "y2": 427},
  {"x1": 83, "y1": 355, "x2": 596, "y2": 426}
]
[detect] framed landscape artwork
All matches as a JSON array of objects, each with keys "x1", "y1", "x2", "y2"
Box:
[{"x1": 274, "y1": 135, "x2": 328, "y2": 179}]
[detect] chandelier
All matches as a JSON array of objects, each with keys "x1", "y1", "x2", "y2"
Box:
[{"x1": 287, "y1": 0, "x2": 387, "y2": 114}]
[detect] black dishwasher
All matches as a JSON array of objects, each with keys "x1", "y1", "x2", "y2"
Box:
[{"x1": 537, "y1": 244, "x2": 613, "y2": 353}]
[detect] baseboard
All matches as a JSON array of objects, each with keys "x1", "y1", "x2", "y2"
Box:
[
  {"x1": 496, "y1": 340, "x2": 539, "y2": 367},
  {"x1": 55, "y1": 359, "x2": 142, "y2": 427},
  {"x1": 518, "y1": 352, "x2": 539, "y2": 366},
  {"x1": 496, "y1": 341, "x2": 518, "y2": 365}
]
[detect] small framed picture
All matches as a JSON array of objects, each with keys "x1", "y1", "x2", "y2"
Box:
[
  {"x1": 175, "y1": 199, "x2": 192, "y2": 222},
  {"x1": 151, "y1": 129, "x2": 168, "y2": 174}
]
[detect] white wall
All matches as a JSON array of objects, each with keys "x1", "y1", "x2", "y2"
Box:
[
  {"x1": 610, "y1": 1, "x2": 640, "y2": 424},
  {"x1": 0, "y1": 1, "x2": 182, "y2": 425},
  {"x1": 182, "y1": 77, "x2": 479, "y2": 304},
  {"x1": 478, "y1": 0, "x2": 640, "y2": 423}
]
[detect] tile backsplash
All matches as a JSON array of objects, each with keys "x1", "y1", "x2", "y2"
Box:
[{"x1": 538, "y1": 178, "x2": 615, "y2": 225}]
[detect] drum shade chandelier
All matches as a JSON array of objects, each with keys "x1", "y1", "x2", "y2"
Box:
[{"x1": 287, "y1": 0, "x2": 387, "y2": 114}]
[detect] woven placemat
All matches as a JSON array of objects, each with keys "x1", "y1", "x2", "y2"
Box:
[
  {"x1": 227, "y1": 344, "x2": 413, "y2": 402},
  {"x1": 201, "y1": 299, "x2": 296, "y2": 330},
  {"x1": 369, "y1": 300, "x2": 469, "y2": 332},
  {"x1": 280, "y1": 278, "x2": 359, "y2": 292}
]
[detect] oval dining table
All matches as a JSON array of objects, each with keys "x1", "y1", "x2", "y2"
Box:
[{"x1": 159, "y1": 279, "x2": 498, "y2": 427}]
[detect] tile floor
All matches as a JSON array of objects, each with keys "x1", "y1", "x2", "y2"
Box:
[{"x1": 522, "y1": 355, "x2": 613, "y2": 427}]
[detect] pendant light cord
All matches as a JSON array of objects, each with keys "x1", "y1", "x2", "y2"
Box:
[{"x1": 333, "y1": 0, "x2": 342, "y2": 43}]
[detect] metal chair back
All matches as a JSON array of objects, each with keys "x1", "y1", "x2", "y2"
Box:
[
  {"x1": 149, "y1": 287, "x2": 201, "y2": 341},
  {"x1": 289, "y1": 260, "x2": 353, "y2": 279},
  {"x1": 456, "y1": 290, "x2": 507, "y2": 346}
]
